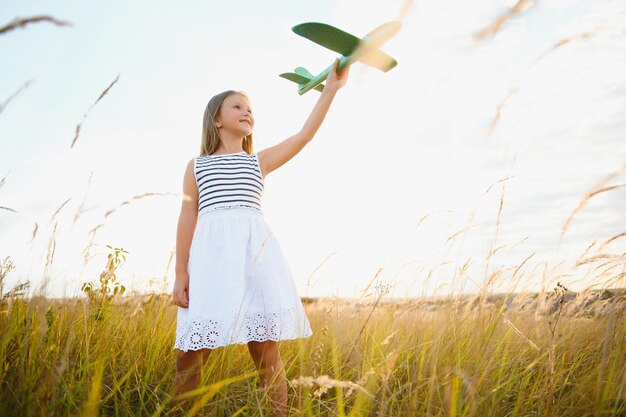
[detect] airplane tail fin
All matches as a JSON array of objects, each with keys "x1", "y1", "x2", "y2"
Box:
[
  {"x1": 294, "y1": 67, "x2": 315, "y2": 79},
  {"x1": 279, "y1": 67, "x2": 324, "y2": 93}
]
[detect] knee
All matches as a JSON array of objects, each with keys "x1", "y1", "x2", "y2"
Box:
[
  {"x1": 176, "y1": 349, "x2": 203, "y2": 370},
  {"x1": 248, "y1": 340, "x2": 280, "y2": 366}
]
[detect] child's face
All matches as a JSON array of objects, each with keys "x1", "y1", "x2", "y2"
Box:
[{"x1": 216, "y1": 94, "x2": 255, "y2": 136}]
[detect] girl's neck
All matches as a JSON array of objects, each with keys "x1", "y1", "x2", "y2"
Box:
[{"x1": 212, "y1": 150, "x2": 244, "y2": 156}]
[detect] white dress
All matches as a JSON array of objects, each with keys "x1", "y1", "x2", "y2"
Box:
[{"x1": 174, "y1": 151, "x2": 313, "y2": 351}]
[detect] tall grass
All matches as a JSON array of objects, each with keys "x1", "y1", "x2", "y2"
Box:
[{"x1": 0, "y1": 241, "x2": 624, "y2": 416}]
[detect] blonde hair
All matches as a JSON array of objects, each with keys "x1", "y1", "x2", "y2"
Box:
[{"x1": 200, "y1": 90, "x2": 255, "y2": 156}]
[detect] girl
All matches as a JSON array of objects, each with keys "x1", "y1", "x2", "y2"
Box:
[{"x1": 172, "y1": 58, "x2": 351, "y2": 415}]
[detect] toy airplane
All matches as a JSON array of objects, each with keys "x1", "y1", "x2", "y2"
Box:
[{"x1": 280, "y1": 21, "x2": 401, "y2": 95}]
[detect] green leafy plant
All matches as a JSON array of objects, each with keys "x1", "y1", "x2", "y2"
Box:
[{"x1": 81, "y1": 245, "x2": 128, "y2": 320}]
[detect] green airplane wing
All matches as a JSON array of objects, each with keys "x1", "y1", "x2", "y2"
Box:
[
  {"x1": 292, "y1": 22, "x2": 360, "y2": 56},
  {"x1": 359, "y1": 49, "x2": 398, "y2": 72},
  {"x1": 293, "y1": 22, "x2": 397, "y2": 72}
]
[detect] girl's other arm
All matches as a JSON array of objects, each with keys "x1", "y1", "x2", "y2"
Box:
[
  {"x1": 258, "y1": 58, "x2": 350, "y2": 178},
  {"x1": 173, "y1": 158, "x2": 198, "y2": 308}
]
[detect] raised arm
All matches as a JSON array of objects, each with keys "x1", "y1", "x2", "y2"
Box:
[{"x1": 257, "y1": 58, "x2": 351, "y2": 178}]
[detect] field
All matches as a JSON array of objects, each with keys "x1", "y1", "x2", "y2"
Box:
[{"x1": 0, "y1": 284, "x2": 624, "y2": 416}]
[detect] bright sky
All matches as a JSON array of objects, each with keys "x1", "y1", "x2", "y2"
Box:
[{"x1": 1, "y1": 0, "x2": 625, "y2": 300}]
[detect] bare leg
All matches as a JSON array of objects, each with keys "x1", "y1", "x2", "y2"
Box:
[
  {"x1": 173, "y1": 348, "x2": 213, "y2": 409},
  {"x1": 247, "y1": 340, "x2": 288, "y2": 417}
]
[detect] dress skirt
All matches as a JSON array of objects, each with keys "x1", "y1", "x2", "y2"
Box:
[{"x1": 174, "y1": 207, "x2": 313, "y2": 351}]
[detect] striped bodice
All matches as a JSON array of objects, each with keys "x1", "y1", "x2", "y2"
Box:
[{"x1": 194, "y1": 151, "x2": 264, "y2": 215}]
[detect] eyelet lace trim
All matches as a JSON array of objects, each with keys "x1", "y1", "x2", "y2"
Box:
[
  {"x1": 174, "y1": 308, "x2": 313, "y2": 351},
  {"x1": 200, "y1": 204, "x2": 262, "y2": 215}
]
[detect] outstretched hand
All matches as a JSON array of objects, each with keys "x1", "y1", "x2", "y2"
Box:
[{"x1": 326, "y1": 58, "x2": 351, "y2": 92}]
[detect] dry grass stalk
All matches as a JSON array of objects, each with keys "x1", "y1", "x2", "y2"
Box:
[
  {"x1": 598, "y1": 231, "x2": 626, "y2": 252},
  {"x1": 457, "y1": 257, "x2": 472, "y2": 279},
  {"x1": 71, "y1": 74, "x2": 121, "y2": 148},
  {"x1": 0, "y1": 256, "x2": 16, "y2": 299},
  {"x1": 347, "y1": 281, "x2": 391, "y2": 364},
  {"x1": 305, "y1": 251, "x2": 337, "y2": 297},
  {"x1": 71, "y1": 171, "x2": 95, "y2": 226},
  {"x1": 77, "y1": 191, "x2": 175, "y2": 266},
  {"x1": 484, "y1": 244, "x2": 506, "y2": 261},
  {"x1": 446, "y1": 223, "x2": 479, "y2": 245},
  {"x1": 482, "y1": 175, "x2": 513, "y2": 196},
  {"x1": 484, "y1": 182, "x2": 507, "y2": 286},
  {"x1": 39, "y1": 222, "x2": 59, "y2": 295},
  {"x1": 533, "y1": 29, "x2": 599, "y2": 64},
  {"x1": 488, "y1": 88, "x2": 519, "y2": 137},
  {"x1": 290, "y1": 374, "x2": 372, "y2": 398},
  {"x1": 596, "y1": 296, "x2": 618, "y2": 403},
  {"x1": 576, "y1": 253, "x2": 625, "y2": 267},
  {"x1": 358, "y1": 266, "x2": 384, "y2": 300},
  {"x1": 511, "y1": 253, "x2": 535, "y2": 280},
  {"x1": 414, "y1": 213, "x2": 429, "y2": 230},
  {"x1": 0, "y1": 79, "x2": 35, "y2": 115},
  {"x1": 547, "y1": 282, "x2": 568, "y2": 375},
  {"x1": 503, "y1": 315, "x2": 540, "y2": 351},
  {"x1": 104, "y1": 192, "x2": 176, "y2": 218},
  {"x1": 562, "y1": 163, "x2": 626, "y2": 236},
  {"x1": 473, "y1": 0, "x2": 536, "y2": 42},
  {"x1": 507, "y1": 236, "x2": 529, "y2": 253},
  {"x1": 49, "y1": 197, "x2": 72, "y2": 227},
  {"x1": 30, "y1": 222, "x2": 39, "y2": 242},
  {"x1": 0, "y1": 15, "x2": 72, "y2": 34}
]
